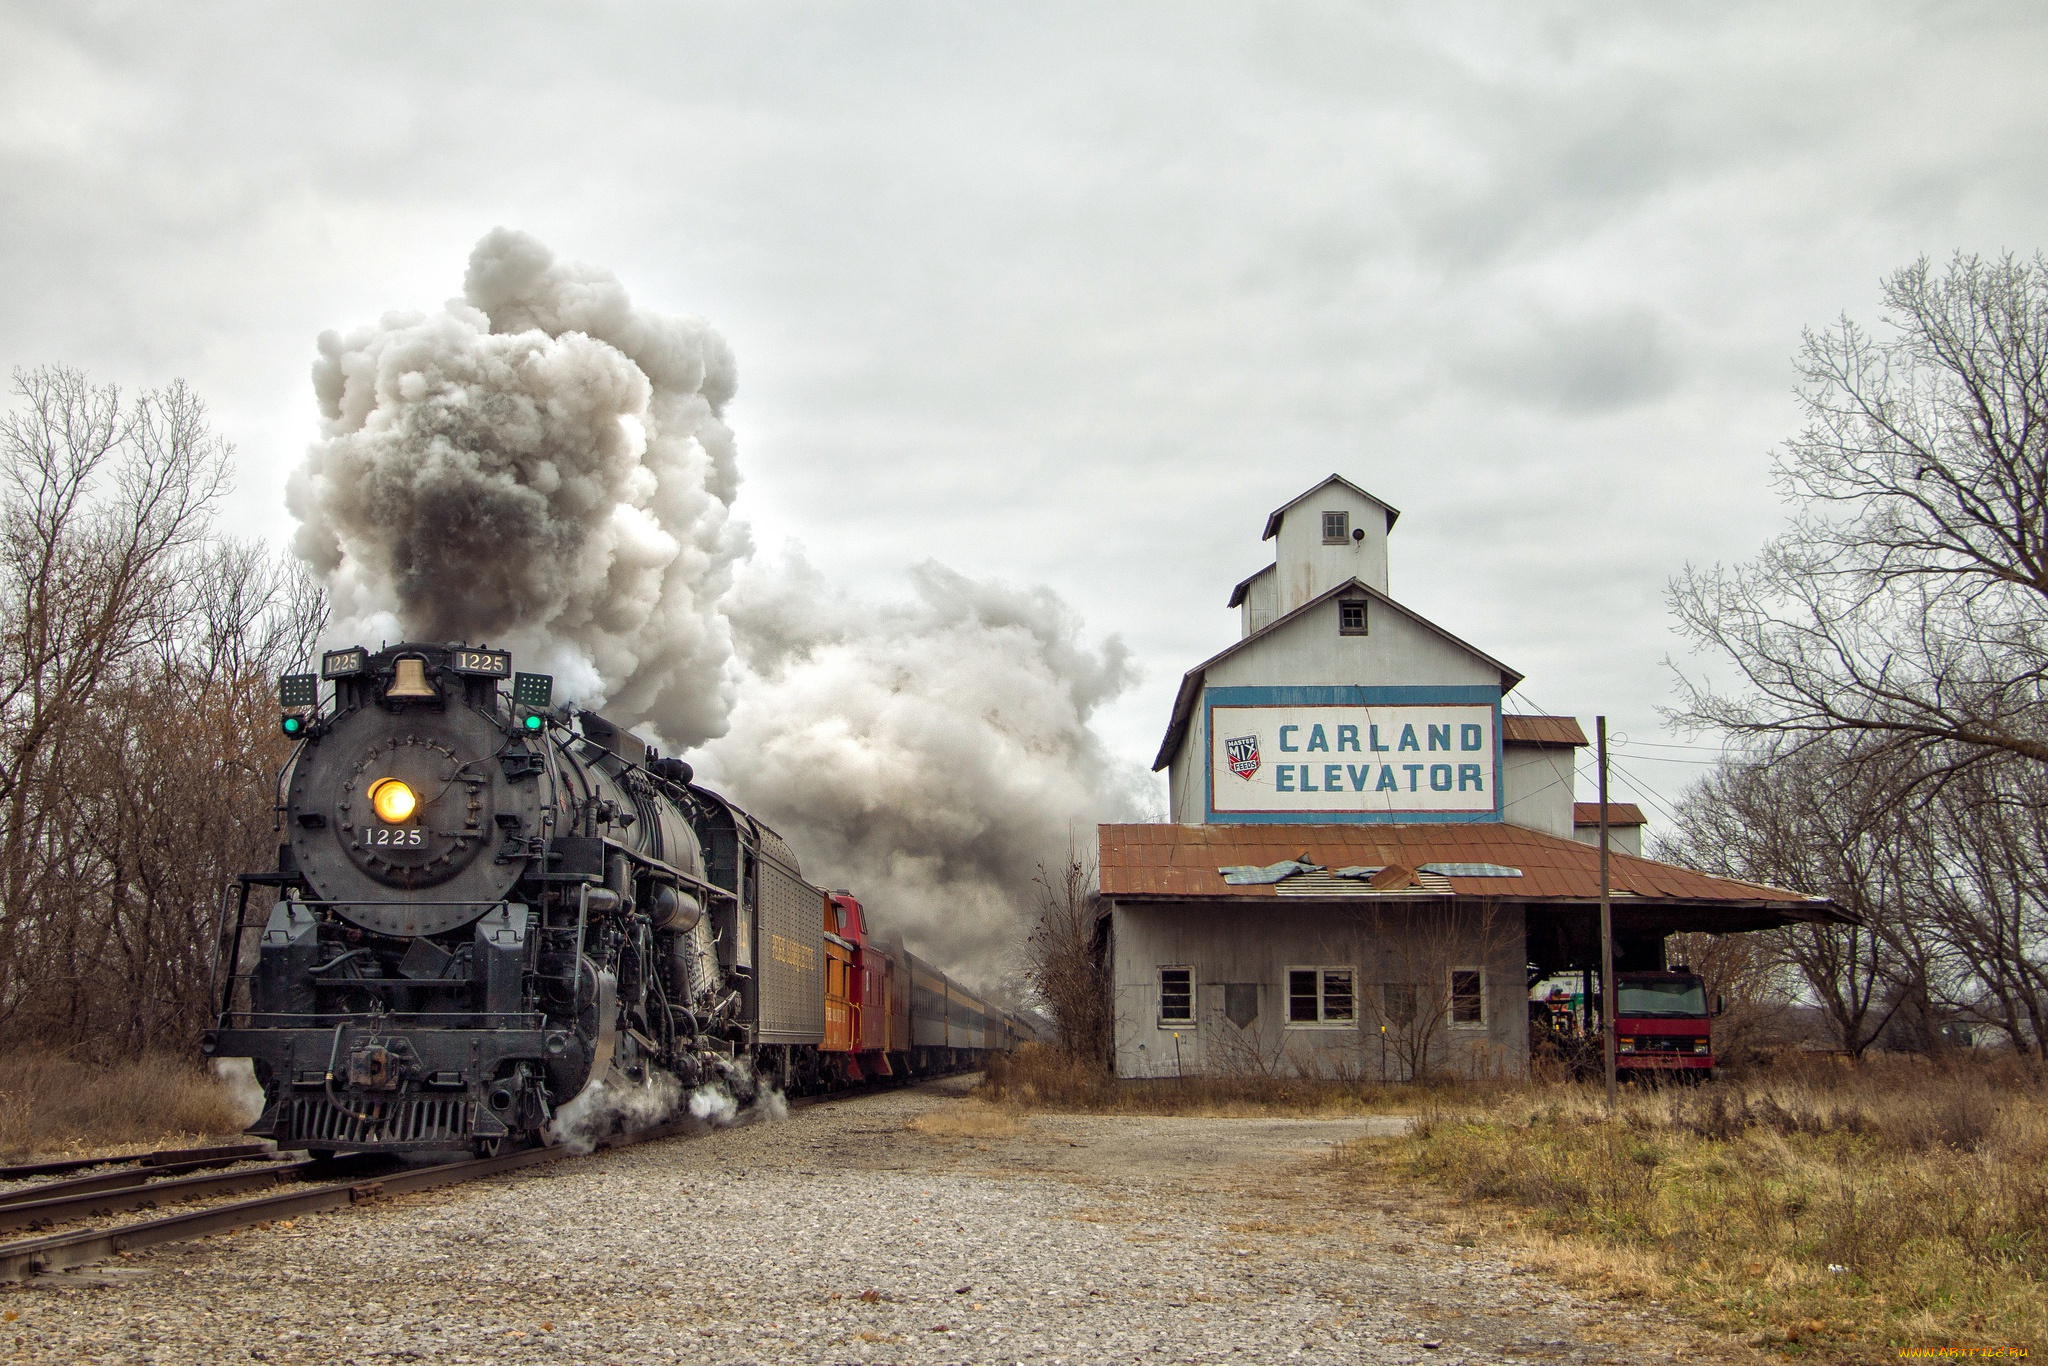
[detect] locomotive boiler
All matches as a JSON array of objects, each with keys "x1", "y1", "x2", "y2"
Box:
[{"x1": 204, "y1": 641, "x2": 1032, "y2": 1156}]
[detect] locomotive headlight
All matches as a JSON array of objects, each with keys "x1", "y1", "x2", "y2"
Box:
[{"x1": 369, "y1": 778, "x2": 418, "y2": 823}]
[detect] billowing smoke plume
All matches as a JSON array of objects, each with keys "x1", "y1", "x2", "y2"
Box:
[
  {"x1": 695, "y1": 552, "x2": 1151, "y2": 982},
  {"x1": 288, "y1": 227, "x2": 745, "y2": 745},
  {"x1": 290, "y1": 231, "x2": 1153, "y2": 981}
]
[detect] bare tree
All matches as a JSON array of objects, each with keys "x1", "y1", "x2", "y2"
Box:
[
  {"x1": 0, "y1": 367, "x2": 309, "y2": 1055},
  {"x1": 1357, "y1": 901, "x2": 1515, "y2": 1082},
  {"x1": 1915, "y1": 759, "x2": 2048, "y2": 1055},
  {"x1": 1661, "y1": 925, "x2": 1795, "y2": 1064},
  {"x1": 1670, "y1": 254, "x2": 2048, "y2": 775},
  {"x1": 1658, "y1": 741, "x2": 1942, "y2": 1057},
  {"x1": 1025, "y1": 843, "x2": 1110, "y2": 1062}
]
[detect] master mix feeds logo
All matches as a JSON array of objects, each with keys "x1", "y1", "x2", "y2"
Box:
[{"x1": 1225, "y1": 733, "x2": 1261, "y2": 780}]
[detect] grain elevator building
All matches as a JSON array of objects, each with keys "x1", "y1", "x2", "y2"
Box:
[{"x1": 1098, "y1": 475, "x2": 1836, "y2": 1081}]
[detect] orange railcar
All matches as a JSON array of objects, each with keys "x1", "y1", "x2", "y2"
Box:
[{"x1": 820, "y1": 891, "x2": 895, "y2": 1080}]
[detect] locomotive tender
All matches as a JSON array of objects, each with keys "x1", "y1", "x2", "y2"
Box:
[{"x1": 203, "y1": 641, "x2": 1030, "y2": 1155}]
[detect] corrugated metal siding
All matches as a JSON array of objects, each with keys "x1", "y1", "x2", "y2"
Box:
[
  {"x1": 886, "y1": 946, "x2": 911, "y2": 1051},
  {"x1": 754, "y1": 850, "x2": 824, "y2": 1044},
  {"x1": 910, "y1": 959, "x2": 950, "y2": 1049},
  {"x1": 948, "y1": 983, "x2": 986, "y2": 1049}
]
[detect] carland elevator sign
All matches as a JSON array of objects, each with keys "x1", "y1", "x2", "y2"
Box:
[{"x1": 1203, "y1": 685, "x2": 1503, "y2": 824}]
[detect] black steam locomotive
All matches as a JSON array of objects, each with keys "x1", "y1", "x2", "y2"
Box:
[{"x1": 202, "y1": 641, "x2": 1018, "y2": 1156}]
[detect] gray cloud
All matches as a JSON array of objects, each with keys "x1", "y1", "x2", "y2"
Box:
[
  {"x1": 4, "y1": 0, "x2": 2048, "y2": 835},
  {"x1": 1459, "y1": 306, "x2": 1681, "y2": 414}
]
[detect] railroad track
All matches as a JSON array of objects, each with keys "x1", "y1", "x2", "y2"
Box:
[
  {"x1": 0, "y1": 1077, "x2": 914, "y2": 1285},
  {"x1": 0, "y1": 1142, "x2": 277, "y2": 1183}
]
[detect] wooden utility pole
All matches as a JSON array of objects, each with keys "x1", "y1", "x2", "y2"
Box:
[{"x1": 1598, "y1": 715, "x2": 1617, "y2": 1110}]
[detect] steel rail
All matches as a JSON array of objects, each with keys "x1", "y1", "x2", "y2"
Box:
[
  {"x1": 0, "y1": 1074, "x2": 954, "y2": 1285},
  {"x1": 0, "y1": 1143, "x2": 274, "y2": 1183},
  {"x1": 0, "y1": 1154, "x2": 313, "y2": 1211},
  {"x1": 0, "y1": 1110, "x2": 711, "y2": 1284},
  {"x1": 0, "y1": 1157, "x2": 388, "y2": 1236}
]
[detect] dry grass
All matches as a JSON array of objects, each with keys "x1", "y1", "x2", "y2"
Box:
[
  {"x1": 0, "y1": 1052, "x2": 257, "y2": 1161},
  {"x1": 1342, "y1": 1053, "x2": 2048, "y2": 1361},
  {"x1": 976, "y1": 1044, "x2": 1467, "y2": 1116},
  {"x1": 905, "y1": 1100, "x2": 1029, "y2": 1138}
]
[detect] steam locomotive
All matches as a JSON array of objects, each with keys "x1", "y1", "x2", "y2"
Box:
[{"x1": 201, "y1": 641, "x2": 1031, "y2": 1156}]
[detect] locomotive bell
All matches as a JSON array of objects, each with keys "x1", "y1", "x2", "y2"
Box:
[{"x1": 386, "y1": 656, "x2": 437, "y2": 698}]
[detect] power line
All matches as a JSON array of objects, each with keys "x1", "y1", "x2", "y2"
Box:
[{"x1": 1607, "y1": 752, "x2": 1723, "y2": 767}]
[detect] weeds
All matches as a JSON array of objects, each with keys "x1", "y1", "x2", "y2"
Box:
[
  {"x1": 906, "y1": 1101, "x2": 1028, "y2": 1138},
  {"x1": 976, "y1": 1043, "x2": 1467, "y2": 1116},
  {"x1": 1344, "y1": 1053, "x2": 2047, "y2": 1360},
  {"x1": 0, "y1": 1051, "x2": 256, "y2": 1160}
]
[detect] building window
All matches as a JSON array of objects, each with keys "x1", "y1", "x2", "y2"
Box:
[
  {"x1": 1338, "y1": 599, "x2": 1368, "y2": 635},
  {"x1": 1450, "y1": 968, "x2": 1486, "y2": 1026},
  {"x1": 1159, "y1": 966, "x2": 1194, "y2": 1024},
  {"x1": 1286, "y1": 967, "x2": 1356, "y2": 1025},
  {"x1": 1321, "y1": 510, "x2": 1350, "y2": 544}
]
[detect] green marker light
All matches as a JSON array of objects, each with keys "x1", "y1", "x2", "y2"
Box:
[
  {"x1": 523, "y1": 713, "x2": 544, "y2": 732},
  {"x1": 281, "y1": 715, "x2": 305, "y2": 738}
]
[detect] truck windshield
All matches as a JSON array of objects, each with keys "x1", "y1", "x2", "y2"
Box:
[{"x1": 1617, "y1": 980, "x2": 1707, "y2": 1017}]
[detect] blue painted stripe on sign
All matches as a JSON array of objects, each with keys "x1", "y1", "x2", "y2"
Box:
[
  {"x1": 1207, "y1": 808, "x2": 1513, "y2": 826},
  {"x1": 1204, "y1": 685, "x2": 1501, "y2": 706}
]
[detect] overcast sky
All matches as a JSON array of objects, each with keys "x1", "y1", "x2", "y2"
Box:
[{"x1": 5, "y1": 0, "x2": 2046, "y2": 830}]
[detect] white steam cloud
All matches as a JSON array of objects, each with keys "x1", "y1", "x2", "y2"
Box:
[
  {"x1": 695, "y1": 552, "x2": 1149, "y2": 980},
  {"x1": 543, "y1": 1064, "x2": 785, "y2": 1154},
  {"x1": 288, "y1": 230, "x2": 1152, "y2": 980},
  {"x1": 289, "y1": 227, "x2": 746, "y2": 745}
]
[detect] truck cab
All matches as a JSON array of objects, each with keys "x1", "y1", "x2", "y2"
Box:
[{"x1": 1615, "y1": 970, "x2": 1715, "y2": 1077}]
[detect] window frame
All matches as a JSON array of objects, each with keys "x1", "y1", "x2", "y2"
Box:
[
  {"x1": 1157, "y1": 965, "x2": 1194, "y2": 1025},
  {"x1": 1448, "y1": 966, "x2": 1487, "y2": 1028},
  {"x1": 1284, "y1": 964, "x2": 1358, "y2": 1028},
  {"x1": 1321, "y1": 510, "x2": 1351, "y2": 544},
  {"x1": 1338, "y1": 598, "x2": 1368, "y2": 636}
]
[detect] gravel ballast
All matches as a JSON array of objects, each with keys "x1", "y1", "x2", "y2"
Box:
[{"x1": 0, "y1": 1079, "x2": 1746, "y2": 1364}]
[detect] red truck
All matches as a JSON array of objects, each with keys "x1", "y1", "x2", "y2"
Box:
[{"x1": 1614, "y1": 969, "x2": 1717, "y2": 1078}]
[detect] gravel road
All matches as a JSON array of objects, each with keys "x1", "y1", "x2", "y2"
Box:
[{"x1": 0, "y1": 1078, "x2": 1749, "y2": 1365}]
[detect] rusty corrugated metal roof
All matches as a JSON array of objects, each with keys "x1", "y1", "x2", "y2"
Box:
[
  {"x1": 1573, "y1": 802, "x2": 1646, "y2": 827},
  {"x1": 1502, "y1": 715, "x2": 1588, "y2": 747},
  {"x1": 1098, "y1": 821, "x2": 1822, "y2": 908}
]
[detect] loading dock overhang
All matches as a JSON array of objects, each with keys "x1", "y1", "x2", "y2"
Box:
[{"x1": 1099, "y1": 820, "x2": 1847, "y2": 975}]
